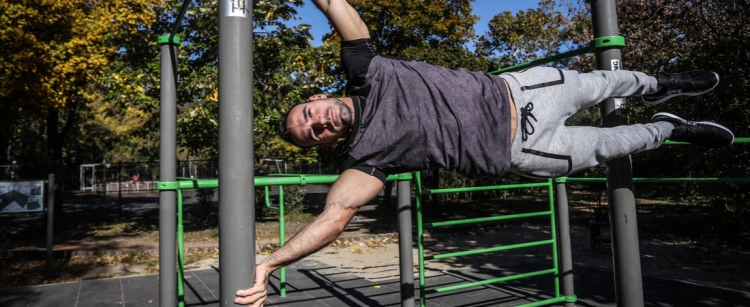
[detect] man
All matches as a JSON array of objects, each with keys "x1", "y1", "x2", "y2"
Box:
[{"x1": 236, "y1": 0, "x2": 734, "y2": 305}]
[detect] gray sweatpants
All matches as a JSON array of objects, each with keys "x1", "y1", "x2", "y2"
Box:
[{"x1": 499, "y1": 67, "x2": 674, "y2": 178}]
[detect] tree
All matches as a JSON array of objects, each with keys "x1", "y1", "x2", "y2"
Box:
[
  {"x1": 343, "y1": 0, "x2": 488, "y2": 71},
  {"x1": 0, "y1": 0, "x2": 161, "y2": 176},
  {"x1": 477, "y1": 0, "x2": 574, "y2": 69},
  {"x1": 563, "y1": 0, "x2": 750, "y2": 242},
  {"x1": 100, "y1": 0, "x2": 341, "y2": 166}
]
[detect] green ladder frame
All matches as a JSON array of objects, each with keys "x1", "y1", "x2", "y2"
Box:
[{"x1": 414, "y1": 175, "x2": 577, "y2": 306}]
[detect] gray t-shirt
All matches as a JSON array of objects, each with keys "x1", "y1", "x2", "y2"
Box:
[{"x1": 342, "y1": 56, "x2": 512, "y2": 183}]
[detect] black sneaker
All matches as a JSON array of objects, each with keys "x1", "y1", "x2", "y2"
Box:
[
  {"x1": 651, "y1": 112, "x2": 734, "y2": 147},
  {"x1": 642, "y1": 71, "x2": 719, "y2": 105}
]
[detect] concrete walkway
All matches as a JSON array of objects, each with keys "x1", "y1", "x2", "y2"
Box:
[{"x1": 2, "y1": 258, "x2": 749, "y2": 307}]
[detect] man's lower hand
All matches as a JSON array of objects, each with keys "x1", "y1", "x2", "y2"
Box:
[{"x1": 235, "y1": 265, "x2": 271, "y2": 306}]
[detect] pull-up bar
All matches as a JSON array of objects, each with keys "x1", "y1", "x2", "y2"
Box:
[{"x1": 488, "y1": 36, "x2": 626, "y2": 75}]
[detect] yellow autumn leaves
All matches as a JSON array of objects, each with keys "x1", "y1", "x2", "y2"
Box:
[{"x1": 0, "y1": 0, "x2": 161, "y2": 109}]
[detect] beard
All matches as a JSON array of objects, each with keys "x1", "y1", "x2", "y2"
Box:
[{"x1": 328, "y1": 98, "x2": 353, "y2": 131}]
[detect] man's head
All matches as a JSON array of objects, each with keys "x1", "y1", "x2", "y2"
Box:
[{"x1": 279, "y1": 94, "x2": 355, "y2": 148}]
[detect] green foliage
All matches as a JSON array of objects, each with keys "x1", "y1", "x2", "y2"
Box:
[
  {"x1": 343, "y1": 0, "x2": 489, "y2": 71},
  {"x1": 0, "y1": 0, "x2": 161, "y2": 170},
  {"x1": 562, "y1": 0, "x2": 750, "y2": 242},
  {"x1": 281, "y1": 185, "x2": 308, "y2": 222},
  {"x1": 196, "y1": 188, "x2": 216, "y2": 221},
  {"x1": 348, "y1": 0, "x2": 477, "y2": 54},
  {"x1": 477, "y1": 0, "x2": 572, "y2": 68}
]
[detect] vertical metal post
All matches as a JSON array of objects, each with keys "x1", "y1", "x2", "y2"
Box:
[
  {"x1": 45, "y1": 173, "x2": 56, "y2": 277},
  {"x1": 554, "y1": 179, "x2": 575, "y2": 306},
  {"x1": 278, "y1": 186, "x2": 286, "y2": 297},
  {"x1": 158, "y1": 34, "x2": 180, "y2": 307},
  {"x1": 118, "y1": 161, "x2": 122, "y2": 217},
  {"x1": 591, "y1": 1, "x2": 645, "y2": 306},
  {"x1": 397, "y1": 179, "x2": 415, "y2": 307},
  {"x1": 218, "y1": 1, "x2": 255, "y2": 306}
]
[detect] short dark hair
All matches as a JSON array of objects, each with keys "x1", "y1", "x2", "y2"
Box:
[{"x1": 277, "y1": 112, "x2": 294, "y2": 145}]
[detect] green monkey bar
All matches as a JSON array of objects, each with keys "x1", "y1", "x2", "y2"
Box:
[
  {"x1": 665, "y1": 137, "x2": 750, "y2": 145},
  {"x1": 488, "y1": 36, "x2": 626, "y2": 75}
]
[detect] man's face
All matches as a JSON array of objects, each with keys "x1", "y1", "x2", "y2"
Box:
[{"x1": 286, "y1": 96, "x2": 354, "y2": 148}]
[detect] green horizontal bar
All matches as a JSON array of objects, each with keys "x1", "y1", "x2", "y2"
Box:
[
  {"x1": 423, "y1": 182, "x2": 550, "y2": 195},
  {"x1": 489, "y1": 47, "x2": 590, "y2": 74},
  {"x1": 265, "y1": 173, "x2": 410, "y2": 181},
  {"x1": 388, "y1": 172, "x2": 413, "y2": 180},
  {"x1": 429, "y1": 211, "x2": 552, "y2": 228},
  {"x1": 157, "y1": 173, "x2": 413, "y2": 190},
  {"x1": 489, "y1": 36, "x2": 625, "y2": 74},
  {"x1": 157, "y1": 181, "x2": 180, "y2": 190},
  {"x1": 431, "y1": 268, "x2": 557, "y2": 293},
  {"x1": 665, "y1": 137, "x2": 749, "y2": 145},
  {"x1": 515, "y1": 297, "x2": 570, "y2": 307},
  {"x1": 427, "y1": 239, "x2": 554, "y2": 260},
  {"x1": 564, "y1": 177, "x2": 750, "y2": 183}
]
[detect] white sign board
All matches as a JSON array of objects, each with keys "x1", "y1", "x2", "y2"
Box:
[
  {"x1": 225, "y1": 0, "x2": 250, "y2": 18},
  {"x1": 0, "y1": 181, "x2": 44, "y2": 213}
]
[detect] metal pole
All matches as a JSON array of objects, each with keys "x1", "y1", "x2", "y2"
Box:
[
  {"x1": 218, "y1": 1, "x2": 255, "y2": 306},
  {"x1": 45, "y1": 173, "x2": 56, "y2": 277},
  {"x1": 591, "y1": 1, "x2": 644, "y2": 306},
  {"x1": 118, "y1": 162, "x2": 122, "y2": 217},
  {"x1": 158, "y1": 34, "x2": 179, "y2": 307},
  {"x1": 554, "y1": 180, "x2": 574, "y2": 306},
  {"x1": 397, "y1": 180, "x2": 415, "y2": 307}
]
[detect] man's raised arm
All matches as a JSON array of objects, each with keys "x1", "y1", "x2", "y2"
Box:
[
  {"x1": 312, "y1": 0, "x2": 370, "y2": 41},
  {"x1": 235, "y1": 169, "x2": 383, "y2": 306}
]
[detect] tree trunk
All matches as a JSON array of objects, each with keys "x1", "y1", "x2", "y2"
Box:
[{"x1": 46, "y1": 108, "x2": 66, "y2": 229}]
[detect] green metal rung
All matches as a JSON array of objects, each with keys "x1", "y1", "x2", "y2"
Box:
[
  {"x1": 157, "y1": 181, "x2": 180, "y2": 190},
  {"x1": 428, "y1": 268, "x2": 557, "y2": 293},
  {"x1": 426, "y1": 239, "x2": 555, "y2": 260},
  {"x1": 423, "y1": 181, "x2": 550, "y2": 195},
  {"x1": 177, "y1": 189, "x2": 185, "y2": 307},
  {"x1": 428, "y1": 211, "x2": 552, "y2": 228},
  {"x1": 566, "y1": 177, "x2": 750, "y2": 183},
  {"x1": 515, "y1": 297, "x2": 571, "y2": 307},
  {"x1": 666, "y1": 137, "x2": 750, "y2": 145},
  {"x1": 488, "y1": 47, "x2": 590, "y2": 74},
  {"x1": 489, "y1": 35, "x2": 625, "y2": 74},
  {"x1": 158, "y1": 173, "x2": 415, "y2": 191},
  {"x1": 388, "y1": 173, "x2": 413, "y2": 180},
  {"x1": 264, "y1": 186, "x2": 279, "y2": 211}
]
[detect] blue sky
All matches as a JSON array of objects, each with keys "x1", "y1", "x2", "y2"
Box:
[{"x1": 288, "y1": 0, "x2": 540, "y2": 46}]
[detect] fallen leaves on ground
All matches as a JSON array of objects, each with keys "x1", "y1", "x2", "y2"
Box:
[{"x1": 328, "y1": 236, "x2": 397, "y2": 254}]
